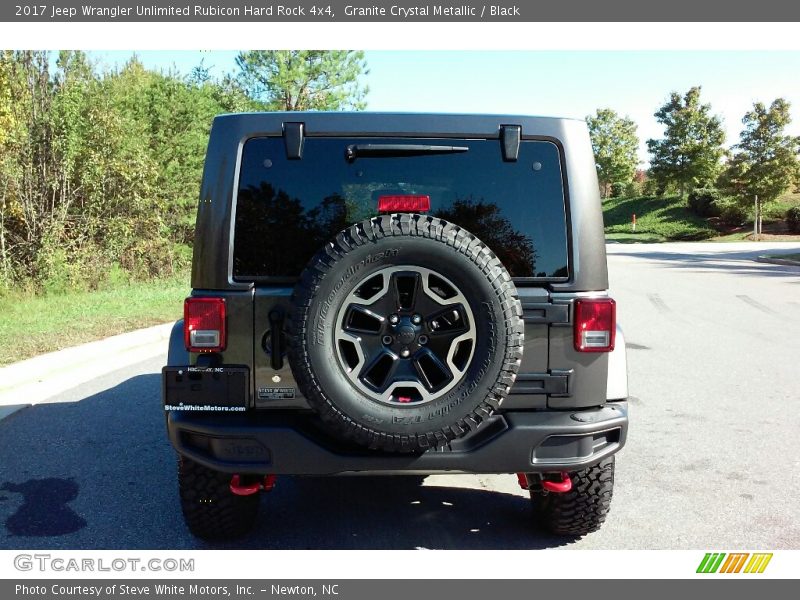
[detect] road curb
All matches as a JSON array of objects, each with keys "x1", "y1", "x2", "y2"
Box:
[
  {"x1": 755, "y1": 255, "x2": 800, "y2": 267},
  {"x1": 0, "y1": 322, "x2": 173, "y2": 418}
]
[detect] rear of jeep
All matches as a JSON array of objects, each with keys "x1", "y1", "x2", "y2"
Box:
[{"x1": 163, "y1": 113, "x2": 628, "y2": 540}]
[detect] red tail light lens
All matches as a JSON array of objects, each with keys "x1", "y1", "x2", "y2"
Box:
[
  {"x1": 574, "y1": 298, "x2": 616, "y2": 352},
  {"x1": 378, "y1": 194, "x2": 431, "y2": 213},
  {"x1": 184, "y1": 297, "x2": 226, "y2": 352}
]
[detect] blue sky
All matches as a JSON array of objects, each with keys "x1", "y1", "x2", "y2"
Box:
[{"x1": 89, "y1": 50, "x2": 800, "y2": 164}]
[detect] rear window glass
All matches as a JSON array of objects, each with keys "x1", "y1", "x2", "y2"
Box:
[{"x1": 233, "y1": 137, "x2": 569, "y2": 280}]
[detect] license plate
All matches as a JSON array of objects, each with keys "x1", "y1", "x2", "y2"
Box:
[{"x1": 162, "y1": 366, "x2": 249, "y2": 412}]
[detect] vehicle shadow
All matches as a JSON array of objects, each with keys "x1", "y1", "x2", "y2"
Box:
[
  {"x1": 609, "y1": 247, "x2": 800, "y2": 279},
  {"x1": 0, "y1": 373, "x2": 574, "y2": 550},
  {"x1": 224, "y1": 476, "x2": 573, "y2": 550}
]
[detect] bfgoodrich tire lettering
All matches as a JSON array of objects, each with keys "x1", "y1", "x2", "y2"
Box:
[{"x1": 288, "y1": 213, "x2": 524, "y2": 453}]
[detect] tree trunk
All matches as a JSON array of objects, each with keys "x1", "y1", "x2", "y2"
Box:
[{"x1": 753, "y1": 195, "x2": 760, "y2": 240}]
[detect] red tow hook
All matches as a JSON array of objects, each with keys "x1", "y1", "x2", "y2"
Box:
[
  {"x1": 541, "y1": 472, "x2": 572, "y2": 493},
  {"x1": 230, "y1": 474, "x2": 277, "y2": 496},
  {"x1": 517, "y1": 472, "x2": 573, "y2": 493}
]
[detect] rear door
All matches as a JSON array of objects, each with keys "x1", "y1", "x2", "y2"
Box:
[{"x1": 231, "y1": 135, "x2": 570, "y2": 410}]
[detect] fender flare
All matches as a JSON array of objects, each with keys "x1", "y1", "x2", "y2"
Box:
[{"x1": 166, "y1": 320, "x2": 189, "y2": 366}]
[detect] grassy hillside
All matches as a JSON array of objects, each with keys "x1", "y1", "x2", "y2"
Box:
[
  {"x1": 603, "y1": 192, "x2": 800, "y2": 242},
  {"x1": 603, "y1": 195, "x2": 717, "y2": 242}
]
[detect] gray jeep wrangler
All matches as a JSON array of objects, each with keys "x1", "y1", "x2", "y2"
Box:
[{"x1": 163, "y1": 113, "x2": 629, "y2": 541}]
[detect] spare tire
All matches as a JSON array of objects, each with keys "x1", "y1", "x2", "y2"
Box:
[{"x1": 288, "y1": 213, "x2": 524, "y2": 452}]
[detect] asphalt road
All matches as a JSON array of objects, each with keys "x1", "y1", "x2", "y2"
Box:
[{"x1": 1, "y1": 242, "x2": 799, "y2": 550}]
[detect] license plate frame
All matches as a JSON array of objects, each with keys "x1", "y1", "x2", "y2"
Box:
[{"x1": 162, "y1": 366, "x2": 249, "y2": 412}]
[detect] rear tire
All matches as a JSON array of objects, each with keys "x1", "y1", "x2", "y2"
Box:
[
  {"x1": 178, "y1": 456, "x2": 259, "y2": 540},
  {"x1": 530, "y1": 456, "x2": 615, "y2": 536}
]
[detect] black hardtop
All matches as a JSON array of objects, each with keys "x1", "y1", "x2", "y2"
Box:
[{"x1": 212, "y1": 111, "x2": 585, "y2": 138}]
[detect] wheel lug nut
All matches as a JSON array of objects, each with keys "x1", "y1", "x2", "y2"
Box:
[
  {"x1": 418, "y1": 335, "x2": 428, "y2": 345},
  {"x1": 382, "y1": 335, "x2": 393, "y2": 345},
  {"x1": 411, "y1": 314, "x2": 422, "y2": 325},
  {"x1": 400, "y1": 348, "x2": 410, "y2": 358},
  {"x1": 389, "y1": 314, "x2": 399, "y2": 324}
]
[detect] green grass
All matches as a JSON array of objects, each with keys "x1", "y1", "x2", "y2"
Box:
[
  {"x1": 605, "y1": 232, "x2": 667, "y2": 243},
  {"x1": 602, "y1": 195, "x2": 717, "y2": 241},
  {"x1": 708, "y1": 231, "x2": 751, "y2": 242},
  {"x1": 0, "y1": 273, "x2": 190, "y2": 367}
]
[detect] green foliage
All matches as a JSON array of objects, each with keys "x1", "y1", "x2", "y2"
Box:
[
  {"x1": 787, "y1": 206, "x2": 800, "y2": 233},
  {"x1": 687, "y1": 187, "x2": 721, "y2": 217},
  {"x1": 586, "y1": 108, "x2": 639, "y2": 198},
  {"x1": 103, "y1": 57, "x2": 240, "y2": 247},
  {"x1": 0, "y1": 53, "x2": 12, "y2": 142},
  {"x1": 235, "y1": 50, "x2": 368, "y2": 111},
  {"x1": 0, "y1": 50, "x2": 372, "y2": 294},
  {"x1": 0, "y1": 52, "x2": 256, "y2": 292},
  {"x1": 714, "y1": 197, "x2": 749, "y2": 226},
  {"x1": 686, "y1": 187, "x2": 751, "y2": 226},
  {"x1": 647, "y1": 87, "x2": 726, "y2": 196},
  {"x1": 722, "y1": 98, "x2": 800, "y2": 205},
  {"x1": 641, "y1": 175, "x2": 661, "y2": 197},
  {"x1": 623, "y1": 181, "x2": 641, "y2": 198},
  {"x1": 610, "y1": 182, "x2": 627, "y2": 198}
]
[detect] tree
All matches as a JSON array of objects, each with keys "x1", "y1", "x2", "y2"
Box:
[
  {"x1": 211, "y1": 74, "x2": 258, "y2": 113},
  {"x1": 647, "y1": 87, "x2": 726, "y2": 197},
  {"x1": 0, "y1": 51, "x2": 234, "y2": 289},
  {"x1": 235, "y1": 50, "x2": 368, "y2": 111},
  {"x1": 723, "y1": 98, "x2": 800, "y2": 237},
  {"x1": 586, "y1": 108, "x2": 639, "y2": 198},
  {"x1": 0, "y1": 51, "x2": 17, "y2": 285},
  {"x1": 0, "y1": 52, "x2": 13, "y2": 145}
]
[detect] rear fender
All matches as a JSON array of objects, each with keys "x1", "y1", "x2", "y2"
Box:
[{"x1": 166, "y1": 320, "x2": 189, "y2": 367}]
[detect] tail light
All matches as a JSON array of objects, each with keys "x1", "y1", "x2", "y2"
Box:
[
  {"x1": 574, "y1": 298, "x2": 615, "y2": 352},
  {"x1": 378, "y1": 194, "x2": 430, "y2": 213},
  {"x1": 184, "y1": 297, "x2": 226, "y2": 352}
]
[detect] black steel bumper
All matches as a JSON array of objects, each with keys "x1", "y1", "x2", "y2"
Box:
[{"x1": 166, "y1": 402, "x2": 628, "y2": 475}]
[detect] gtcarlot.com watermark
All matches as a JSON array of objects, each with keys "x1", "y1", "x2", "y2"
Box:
[{"x1": 14, "y1": 554, "x2": 194, "y2": 573}]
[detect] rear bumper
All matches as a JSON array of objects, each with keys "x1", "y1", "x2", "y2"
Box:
[{"x1": 166, "y1": 402, "x2": 628, "y2": 475}]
